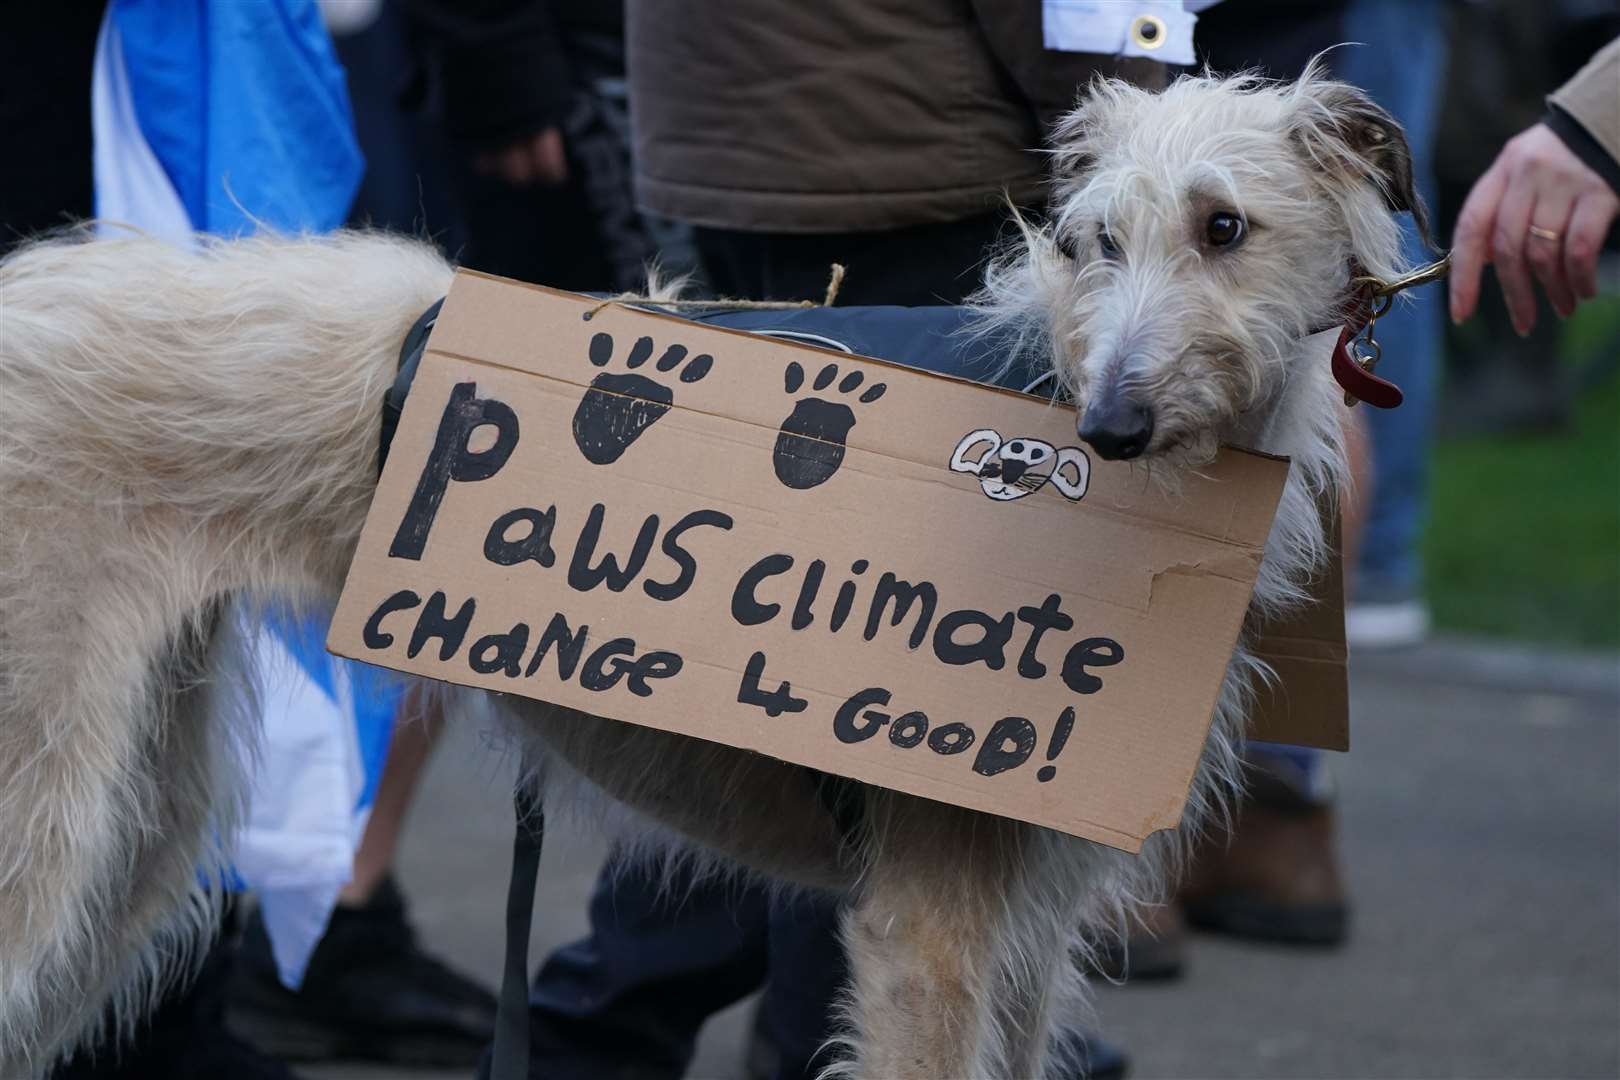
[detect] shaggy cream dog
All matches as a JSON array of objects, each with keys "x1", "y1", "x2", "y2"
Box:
[{"x1": 0, "y1": 65, "x2": 1420, "y2": 1078}]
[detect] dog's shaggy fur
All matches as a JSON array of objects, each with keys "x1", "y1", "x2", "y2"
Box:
[{"x1": 0, "y1": 65, "x2": 1420, "y2": 1078}]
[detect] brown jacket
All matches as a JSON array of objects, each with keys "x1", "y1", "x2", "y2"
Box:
[
  {"x1": 626, "y1": 1, "x2": 1163, "y2": 233},
  {"x1": 1548, "y1": 35, "x2": 1620, "y2": 185}
]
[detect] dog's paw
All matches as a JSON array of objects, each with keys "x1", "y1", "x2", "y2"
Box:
[
  {"x1": 772, "y1": 361, "x2": 886, "y2": 489},
  {"x1": 571, "y1": 332, "x2": 713, "y2": 464}
]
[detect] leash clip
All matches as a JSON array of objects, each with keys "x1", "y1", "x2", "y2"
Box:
[
  {"x1": 1351, "y1": 253, "x2": 1453, "y2": 303},
  {"x1": 1335, "y1": 253, "x2": 1451, "y2": 410},
  {"x1": 1342, "y1": 310, "x2": 1386, "y2": 408}
]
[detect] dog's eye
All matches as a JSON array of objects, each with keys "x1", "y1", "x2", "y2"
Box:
[
  {"x1": 1206, "y1": 212, "x2": 1245, "y2": 248},
  {"x1": 1098, "y1": 230, "x2": 1121, "y2": 259}
]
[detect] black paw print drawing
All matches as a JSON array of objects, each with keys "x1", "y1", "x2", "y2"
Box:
[
  {"x1": 572, "y1": 332, "x2": 713, "y2": 464},
  {"x1": 772, "y1": 361, "x2": 886, "y2": 489}
]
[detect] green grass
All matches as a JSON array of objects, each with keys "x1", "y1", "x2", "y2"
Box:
[{"x1": 1424, "y1": 302, "x2": 1620, "y2": 648}]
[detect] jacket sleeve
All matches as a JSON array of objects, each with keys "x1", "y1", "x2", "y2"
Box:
[
  {"x1": 404, "y1": 0, "x2": 574, "y2": 146},
  {"x1": 1546, "y1": 35, "x2": 1620, "y2": 193}
]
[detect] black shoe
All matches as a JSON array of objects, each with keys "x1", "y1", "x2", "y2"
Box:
[
  {"x1": 228, "y1": 877, "x2": 497, "y2": 1067},
  {"x1": 1084, "y1": 902, "x2": 1187, "y2": 983},
  {"x1": 1053, "y1": 1027, "x2": 1130, "y2": 1080},
  {"x1": 52, "y1": 907, "x2": 303, "y2": 1080}
]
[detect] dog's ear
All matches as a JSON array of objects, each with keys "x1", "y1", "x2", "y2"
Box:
[
  {"x1": 1048, "y1": 75, "x2": 1145, "y2": 185},
  {"x1": 1290, "y1": 77, "x2": 1432, "y2": 250},
  {"x1": 1048, "y1": 108, "x2": 1097, "y2": 183}
]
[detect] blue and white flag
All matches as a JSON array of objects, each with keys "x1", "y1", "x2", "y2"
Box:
[
  {"x1": 92, "y1": 0, "x2": 392, "y2": 988},
  {"x1": 95, "y1": 0, "x2": 363, "y2": 236}
]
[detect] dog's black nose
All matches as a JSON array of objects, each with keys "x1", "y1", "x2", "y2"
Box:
[{"x1": 1078, "y1": 398, "x2": 1154, "y2": 461}]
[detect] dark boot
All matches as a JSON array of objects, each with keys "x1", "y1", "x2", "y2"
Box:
[
  {"x1": 1049, "y1": 1026, "x2": 1132, "y2": 1080},
  {"x1": 1088, "y1": 901, "x2": 1188, "y2": 982},
  {"x1": 228, "y1": 877, "x2": 497, "y2": 1067},
  {"x1": 1178, "y1": 770, "x2": 1349, "y2": 946}
]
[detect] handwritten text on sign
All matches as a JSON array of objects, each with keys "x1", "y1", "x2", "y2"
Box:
[{"x1": 329, "y1": 273, "x2": 1289, "y2": 851}]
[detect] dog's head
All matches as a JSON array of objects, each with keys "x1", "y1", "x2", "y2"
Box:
[{"x1": 995, "y1": 60, "x2": 1426, "y2": 468}]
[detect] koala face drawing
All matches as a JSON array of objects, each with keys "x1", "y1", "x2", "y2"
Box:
[{"x1": 949, "y1": 429, "x2": 1090, "y2": 503}]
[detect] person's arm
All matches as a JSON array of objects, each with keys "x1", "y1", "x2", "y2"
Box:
[
  {"x1": 1449, "y1": 38, "x2": 1620, "y2": 331},
  {"x1": 1548, "y1": 36, "x2": 1620, "y2": 182},
  {"x1": 406, "y1": 0, "x2": 573, "y2": 185}
]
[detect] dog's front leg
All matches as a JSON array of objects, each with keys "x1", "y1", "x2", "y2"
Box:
[
  {"x1": 842, "y1": 858, "x2": 999, "y2": 1075},
  {"x1": 840, "y1": 797, "x2": 1057, "y2": 1078},
  {"x1": 992, "y1": 943, "x2": 1065, "y2": 1080}
]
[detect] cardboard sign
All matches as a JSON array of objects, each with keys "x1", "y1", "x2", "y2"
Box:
[{"x1": 330, "y1": 270, "x2": 1314, "y2": 852}]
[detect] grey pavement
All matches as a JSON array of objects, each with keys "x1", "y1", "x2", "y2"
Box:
[{"x1": 309, "y1": 640, "x2": 1619, "y2": 1080}]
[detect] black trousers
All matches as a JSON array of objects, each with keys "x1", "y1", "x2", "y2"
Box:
[
  {"x1": 0, "y1": 3, "x2": 106, "y2": 253},
  {"x1": 694, "y1": 211, "x2": 1012, "y2": 307},
  {"x1": 519, "y1": 858, "x2": 844, "y2": 1080}
]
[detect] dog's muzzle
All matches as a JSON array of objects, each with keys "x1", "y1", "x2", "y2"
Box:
[{"x1": 1078, "y1": 390, "x2": 1154, "y2": 462}]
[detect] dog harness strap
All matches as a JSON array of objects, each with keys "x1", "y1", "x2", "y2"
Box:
[
  {"x1": 491, "y1": 777, "x2": 544, "y2": 1080},
  {"x1": 379, "y1": 297, "x2": 447, "y2": 477}
]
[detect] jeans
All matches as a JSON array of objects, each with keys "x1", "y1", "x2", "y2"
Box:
[
  {"x1": 1246, "y1": 1, "x2": 1450, "y2": 791},
  {"x1": 1337, "y1": 0, "x2": 1450, "y2": 601},
  {"x1": 520, "y1": 858, "x2": 846, "y2": 1080}
]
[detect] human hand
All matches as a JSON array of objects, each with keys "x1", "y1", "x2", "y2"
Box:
[
  {"x1": 1449, "y1": 123, "x2": 1618, "y2": 333},
  {"x1": 474, "y1": 127, "x2": 568, "y2": 187}
]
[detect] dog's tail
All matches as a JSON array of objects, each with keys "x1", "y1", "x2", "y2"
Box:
[{"x1": 0, "y1": 229, "x2": 452, "y2": 1073}]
